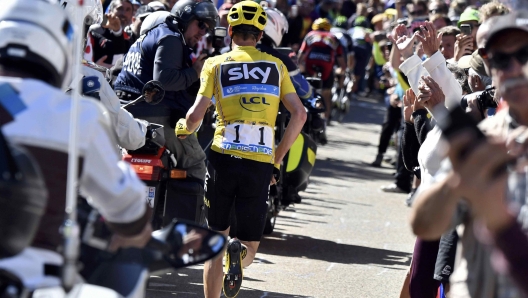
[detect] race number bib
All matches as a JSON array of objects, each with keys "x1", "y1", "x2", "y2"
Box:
[{"x1": 221, "y1": 123, "x2": 273, "y2": 155}]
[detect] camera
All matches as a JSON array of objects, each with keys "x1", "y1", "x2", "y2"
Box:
[
  {"x1": 460, "y1": 24, "x2": 472, "y2": 36},
  {"x1": 460, "y1": 86, "x2": 497, "y2": 118},
  {"x1": 206, "y1": 27, "x2": 227, "y2": 57}
]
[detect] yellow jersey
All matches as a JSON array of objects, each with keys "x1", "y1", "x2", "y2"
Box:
[{"x1": 198, "y1": 46, "x2": 297, "y2": 163}]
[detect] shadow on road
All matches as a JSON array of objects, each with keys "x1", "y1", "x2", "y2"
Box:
[
  {"x1": 147, "y1": 267, "x2": 313, "y2": 298},
  {"x1": 310, "y1": 158, "x2": 394, "y2": 182},
  {"x1": 260, "y1": 233, "x2": 411, "y2": 268}
]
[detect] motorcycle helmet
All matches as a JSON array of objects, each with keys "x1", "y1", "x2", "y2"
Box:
[
  {"x1": 0, "y1": 0, "x2": 74, "y2": 88},
  {"x1": 171, "y1": 0, "x2": 219, "y2": 32},
  {"x1": 262, "y1": 7, "x2": 288, "y2": 47},
  {"x1": 141, "y1": 11, "x2": 172, "y2": 35},
  {"x1": 58, "y1": 0, "x2": 103, "y2": 26},
  {"x1": 228, "y1": 1, "x2": 267, "y2": 31},
  {"x1": 0, "y1": 131, "x2": 48, "y2": 259},
  {"x1": 312, "y1": 18, "x2": 332, "y2": 31}
]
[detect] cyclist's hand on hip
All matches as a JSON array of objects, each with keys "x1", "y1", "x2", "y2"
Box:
[{"x1": 271, "y1": 163, "x2": 281, "y2": 185}]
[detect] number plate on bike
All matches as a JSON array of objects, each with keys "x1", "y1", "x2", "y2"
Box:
[
  {"x1": 221, "y1": 123, "x2": 273, "y2": 155},
  {"x1": 144, "y1": 186, "x2": 155, "y2": 208}
]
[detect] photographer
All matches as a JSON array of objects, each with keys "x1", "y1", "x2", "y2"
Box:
[{"x1": 410, "y1": 11, "x2": 528, "y2": 297}]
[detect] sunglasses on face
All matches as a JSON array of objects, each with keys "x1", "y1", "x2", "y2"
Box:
[
  {"x1": 198, "y1": 20, "x2": 211, "y2": 33},
  {"x1": 484, "y1": 45, "x2": 528, "y2": 70}
]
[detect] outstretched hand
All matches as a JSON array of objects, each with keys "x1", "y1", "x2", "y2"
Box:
[
  {"x1": 415, "y1": 21, "x2": 443, "y2": 57},
  {"x1": 389, "y1": 24, "x2": 416, "y2": 60}
]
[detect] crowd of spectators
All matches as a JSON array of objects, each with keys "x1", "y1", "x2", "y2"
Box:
[{"x1": 87, "y1": 1, "x2": 528, "y2": 297}]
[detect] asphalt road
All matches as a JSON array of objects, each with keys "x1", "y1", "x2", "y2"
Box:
[{"x1": 147, "y1": 96, "x2": 416, "y2": 298}]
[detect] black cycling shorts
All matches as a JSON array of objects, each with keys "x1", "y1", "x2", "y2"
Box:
[{"x1": 206, "y1": 150, "x2": 273, "y2": 241}]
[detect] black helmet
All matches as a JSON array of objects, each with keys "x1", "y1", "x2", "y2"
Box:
[
  {"x1": 171, "y1": 0, "x2": 219, "y2": 32},
  {"x1": 0, "y1": 131, "x2": 48, "y2": 259}
]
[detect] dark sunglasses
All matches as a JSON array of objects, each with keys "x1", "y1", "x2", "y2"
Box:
[
  {"x1": 484, "y1": 45, "x2": 528, "y2": 70},
  {"x1": 411, "y1": 10, "x2": 425, "y2": 16},
  {"x1": 198, "y1": 20, "x2": 211, "y2": 33}
]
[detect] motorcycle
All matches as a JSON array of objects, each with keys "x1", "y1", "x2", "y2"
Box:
[
  {"x1": 0, "y1": 219, "x2": 226, "y2": 298},
  {"x1": 121, "y1": 81, "x2": 206, "y2": 230}
]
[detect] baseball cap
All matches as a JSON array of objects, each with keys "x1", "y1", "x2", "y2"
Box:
[
  {"x1": 458, "y1": 50, "x2": 488, "y2": 77},
  {"x1": 457, "y1": 8, "x2": 480, "y2": 26},
  {"x1": 483, "y1": 10, "x2": 528, "y2": 50},
  {"x1": 135, "y1": 1, "x2": 167, "y2": 20}
]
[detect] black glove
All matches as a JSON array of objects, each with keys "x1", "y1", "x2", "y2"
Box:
[{"x1": 272, "y1": 164, "x2": 281, "y2": 183}]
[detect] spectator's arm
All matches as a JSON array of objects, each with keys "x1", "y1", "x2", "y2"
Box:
[
  {"x1": 422, "y1": 51, "x2": 463, "y2": 109},
  {"x1": 490, "y1": 219, "x2": 528, "y2": 297},
  {"x1": 153, "y1": 36, "x2": 199, "y2": 91},
  {"x1": 399, "y1": 54, "x2": 431, "y2": 97},
  {"x1": 402, "y1": 122, "x2": 421, "y2": 173},
  {"x1": 410, "y1": 169, "x2": 461, "y2": 240},
  {"x1": 412, "y1": 109, "x2": 432, "y2": 145}
]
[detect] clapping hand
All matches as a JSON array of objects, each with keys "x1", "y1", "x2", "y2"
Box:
[
  {"x1": 388, "y1": 24, "x2": 417, "y2": 60},
  {"x1": 418, "y1": 76, "x2": 445, "y2": 112},
  {"x1": 415, "y1": 21, "x2": 443, "y2": 57},
  {"x1": 403, "y1": 88, "x2": 426, "y2": 123}
]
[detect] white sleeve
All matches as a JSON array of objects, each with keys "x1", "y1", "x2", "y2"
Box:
[
  {"x1": 79, "y1": 116, "x2": 146, "y2": 224},
  {"x1": 97, "y1": 71, "x2": 148, "y2": 150},
  {"x1": 422, "y1": 51, "x2": 463, "y2": 109},
  {"x1": 399, "y1": 54, "x2": 430, "y2": 96}
]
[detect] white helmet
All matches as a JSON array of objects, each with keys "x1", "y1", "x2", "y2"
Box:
[
  {"x1": 0, "y1": 0, "x2": 73, "y2": 88},
  {"x1": 263, "y1": 7, "x2": 288, "y2": 47},
  {"x1": 59, "y1": 0, "x2": 103, "y2": 26},
  {"x1": 140, "y1": 11, "x2": 171, "y2": 35}
]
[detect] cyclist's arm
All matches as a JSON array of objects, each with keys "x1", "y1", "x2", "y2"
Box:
[
  {"x1": 186, "y1": 59, "x2": 215, "y2": 131},
  {"x1": 186, "y1": 94, "x2": 211, "y2": 132},
  {"x1": 275, "y1": 92, "x2": 306, "y2": 164}
]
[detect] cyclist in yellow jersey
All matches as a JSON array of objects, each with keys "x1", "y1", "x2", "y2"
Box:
[{"x1": 175, "y1": 2, "x2": 306, "y2": 297}]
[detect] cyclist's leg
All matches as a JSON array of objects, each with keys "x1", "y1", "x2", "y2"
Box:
[
  {"x1": 321, "y1": 72, "x2": 334, "y2": 119},
  {"x1": 235, "y1": 159, "x2": 274, "y2": 267},
  {"x1": 204, "y1": 227, "x2": 229, "y2": 298},
  {"x1": 203, "y1": 152, "x2": 238, "y2": 298}
]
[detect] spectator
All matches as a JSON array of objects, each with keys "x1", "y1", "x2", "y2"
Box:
[
  {"x1": 438, "y1": 26, "x2": 460, "y2": 60},
  {"x1": 457, "y1": 50, "x2": 491, "y2": 93},
  {"x1": 479, "y1": 0, "x2": 509, "y2": 23},
  {"x1": 430, "y1": 13, "x2": 451, "y2": 30},
  {"x1": 125, "y1": 1, "x2": 167, "y2": 48},
  {"x1": 282, "y1": 0, "x2": 314, "y2": 51},
  {"x1": 457, "y1": 8, "x2": 480, "y2": 50},
  {"x1": 410, "y1": 10, "x2": 528, "y2": 297},
  {"x1": 448, "y1": 0, "x2": 468, "y2": 24},
  {"x1": 85, "y1": 0, "x2": 134, "y2": 67},
  {"x1": 428, "y1": 0, "x2": 448, "y2": 16}
]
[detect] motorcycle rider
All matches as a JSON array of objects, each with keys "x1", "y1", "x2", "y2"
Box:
[
  {"x1": 298, "y1": 18, "x2": 347, "y2": 121},
  {"x1": 60, "y1": 0, "x2": 150, "y2": 151},
  {"x1": 0, "y1": 0, "x2": 152, "y2": 289},
  {"x1": 175, "y1": 1, "x2": 306, "y2": 296},
  {"x1": 114, "y1": 0, "x2": 218, "y2": 222}
]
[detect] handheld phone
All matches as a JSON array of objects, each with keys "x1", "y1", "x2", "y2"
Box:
[{"x1": 460, "y1": 24, "x2": 472, "y2": 36}]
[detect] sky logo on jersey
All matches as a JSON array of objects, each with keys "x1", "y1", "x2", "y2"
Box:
[{"x1": 221, "y1": 62, "x2": 280, "y2": 97}]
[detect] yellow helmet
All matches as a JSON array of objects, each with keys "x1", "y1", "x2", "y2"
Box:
[
  {"x1": 227, "y1": 0, "x2": 267, "y2": 31},
  {"x1": 312, "y1": 18, "x2": 332, "y2": 31}
]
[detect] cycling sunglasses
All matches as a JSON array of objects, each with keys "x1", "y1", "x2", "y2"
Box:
[{"x1": 480, "y1": 45, "x2": 528, "y2": 70}]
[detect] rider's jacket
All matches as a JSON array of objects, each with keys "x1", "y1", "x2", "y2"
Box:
[
  {"x1": 114, "y1": 23, "x2": 195, "y2": 114},
  {"x1": 256, "y1": 44, "x2": 314, "y2": 101},
  {"x1": 0, "y1": 77, "x2": 148, "y2": 251},
  {"x1": 299, "y1": 30, "x2": 343, "y2": 81},
  {"x1": 198, "y1": 46, "x2": 296, "y2": 164},
  {"x1": 71, "y1": 65, "x2": 148, "y2": 150}
]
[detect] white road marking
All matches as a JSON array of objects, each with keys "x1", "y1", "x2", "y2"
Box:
[
  {"x1": 377, "y1": 269, "x2": 389, "y2": 275},
  {"x1": 326, "y1": 263, "x2": 336, "y2": 271}
]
